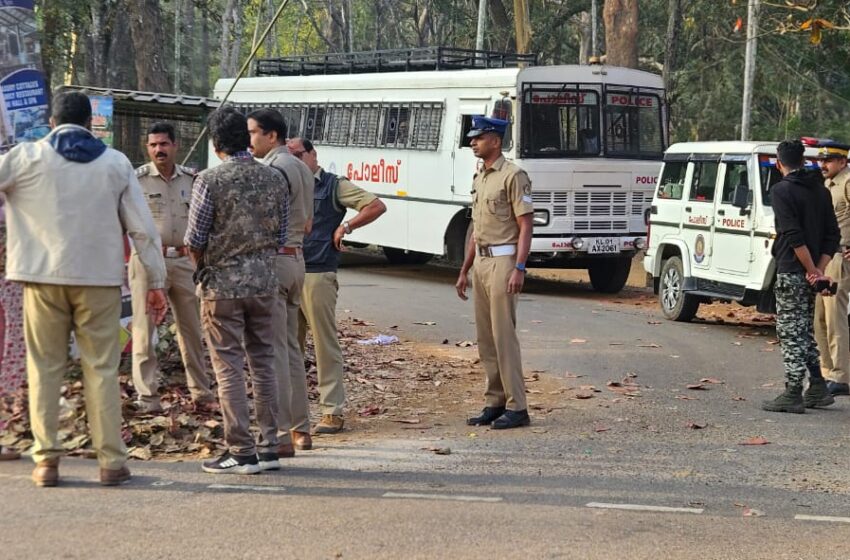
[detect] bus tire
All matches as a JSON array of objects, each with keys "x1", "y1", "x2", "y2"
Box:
[
  {"x1": 659, "y1": 256, "x2": 700, "y2": 322},
  {"x1": 588, "y1": 256, "x2": 631, "y2": 294},
  {"x1": 382, "y1": 247, "x2": 433, "y2": 265}
]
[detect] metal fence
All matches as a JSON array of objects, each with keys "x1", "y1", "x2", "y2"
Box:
[{"x1": 59, "y1": 86, "x2": 220, "y2": 170}]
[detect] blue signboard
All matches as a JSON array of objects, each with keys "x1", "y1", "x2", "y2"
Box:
[{"x1": 0, "y1": 0, "x2": 48, "y2": 148}]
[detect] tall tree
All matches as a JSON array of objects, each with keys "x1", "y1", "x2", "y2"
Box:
[
  {"x1": 127, "y1": 0, "x2": 170, "y2": 91},
  {"x1": 603, "y1": 0, "x2": 638, "y2": 67},
  {"x1": 663, "y1": 0, "x2": 684, "y2": 97}
]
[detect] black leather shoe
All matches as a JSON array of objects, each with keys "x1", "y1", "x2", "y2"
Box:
[
  {"x1": 492, "y1": 409, "x2": 531, "y2": 430},
  {"x1": 827, "y1": 381, "x2": 850, "y2": 396},
  {"x1": 466, "y1": 406, "x2": 505, "y2": 426}
]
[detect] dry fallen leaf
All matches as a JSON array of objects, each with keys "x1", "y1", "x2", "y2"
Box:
[
  {"x1": 700, "y1": 377, "x2": 724, "y2": 384},
  {"x1": 686, "y1": 384, "x2": 708, "y2": 390},
  {"x1": 739, "y1": 437, "x2": 770, "y2": 446},
  {"x1": 570, "y1": 338, "x2": 587, "y2": 344},
  {"x1": 455, "y1": 340, "x2": 476, "y2": 348},
  {"x1": 594, "y1": 426, "x2": 609, "y2": 433},
  {"x1": 675, "y1": 395, "x2": 698, "y2": 400},
  {"x1": 686, "y1": 422, "x2": 706, "y2": 430},
  {"x1": 637, "y1": 343, "x2": 661, "y2": 348},
  {"x1": 579, "y1": 385, "x2": 601, "y2": 393},
  {"x1": 743, "y1": 507, "x2": 765, "y2": 517},
  {"x1": 573, "y1": 392, "x2": 595, "y2": 400},
  {"x1": 564, "y1": 373, "x2": 583, "y2": 379},
  {"x1": 732, "y1": 396, "x2": 747, "y2": 401},
  {"x1": 413, "y1": 321, "x2": 437, "y2": 326}
]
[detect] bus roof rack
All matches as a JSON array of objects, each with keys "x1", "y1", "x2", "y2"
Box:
[{"x1": 255, "y1": 47, "x2": 538, "y2": 76}]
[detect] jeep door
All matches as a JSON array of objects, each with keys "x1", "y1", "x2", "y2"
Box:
[
  {"x1": 711, "y1": 156, "x2": 754, "y2": 275},
  {"x1": 681, "y1": 156, "x2": 720, "y2": 271}
]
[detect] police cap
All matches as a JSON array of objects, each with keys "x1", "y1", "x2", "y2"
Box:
[
  {"x1": 466, "y1": 115, "x2": 508, "y2": 138},
  {"x1": 817, "y1": 139, "x2": 850, "y2": 160}
]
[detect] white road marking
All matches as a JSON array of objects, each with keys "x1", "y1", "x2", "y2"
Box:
[
  {"x1": 208, "y1": 483, "x2": 286, "y2": 492},
  {"x1": 150, "y1": 480, "x2": 175, "y2": 487},
  {"x1": 795, "y1": 514, "x2": 850, "y2": 524},
  {"x1": 382, "y1": 492, "x2": 503, "y2": 503},
  {"x1": 586, "y1": 502, "x2": 704, "y2": 514}
]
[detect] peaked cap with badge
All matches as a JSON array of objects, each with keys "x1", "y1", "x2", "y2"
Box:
[{"x1": 466, "y1": 116, "x2": 509, "y2": 138}]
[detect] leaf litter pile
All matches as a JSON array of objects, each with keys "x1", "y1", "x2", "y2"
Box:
[{"x1": 0, "y1": 317, "x2": 483, "y2": 460}]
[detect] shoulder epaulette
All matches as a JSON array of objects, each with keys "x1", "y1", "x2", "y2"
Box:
[
  {"x1": 135, "y1": 165, "x2": 151, "y2": 178},
  {"x1": 178, "y1": 165, "x2": 198, "y2": 176}
]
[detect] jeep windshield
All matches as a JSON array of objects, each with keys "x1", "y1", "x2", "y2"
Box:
[{"x1": 520, "y1": 83, "x2": 666, "y2": 159}]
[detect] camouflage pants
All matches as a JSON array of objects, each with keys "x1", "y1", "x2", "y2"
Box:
[{"x1": 775, "y1": 272, "x2": 820, "y2": 388}]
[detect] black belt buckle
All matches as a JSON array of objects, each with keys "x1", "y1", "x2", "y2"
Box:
[{"x1": 477, "y1": 246, "x2": 490, "y2": 257}]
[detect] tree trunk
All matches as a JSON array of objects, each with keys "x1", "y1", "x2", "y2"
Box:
[
  {"x1": 127, "y1": 0, "x2": 170, "y2": 91},
  {"x1": 182, "y1": 0, "x2": 196, "y2": 94},
  {"x1": 107, "y1": 9, "x2": 135, "y2": 89},
  {"x1": 663, "y1": 0, "x2": 683, "y2": 97},
  {"x1": 577, "y1": 11, "x2": 592, "y2": 65},
  {"x1": 603, "y1": 0, "x2": 638, "y2": 68},
  {"x1": 86, "y1": 0, "x2": 110, "y2": 86},
  {"x1": 219, "y1": 0, "x2": 237, "y2": 78},
  {"x1": 199, "y1": 1, "x2": 210, "y2": 93}
]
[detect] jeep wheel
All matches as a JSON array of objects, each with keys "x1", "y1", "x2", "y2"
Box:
[
  {"x1": 588, "y1": 257, "x2": 631, "y2": 294},
  {"x1": 659, "y1": 256, "x2": 700, "y2": 322}
]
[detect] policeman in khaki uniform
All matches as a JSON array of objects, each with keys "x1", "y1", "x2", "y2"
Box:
[
  {"x1": 287, "y1": 137, "x2": 386, "y2": 435},
  {"x1": 813, "y1": 140, "x2": 850, "y2": 396},
  {"x1": 130, "y1": 122, "x2": 215, "y2": 413},
  {"x1": 456, "y1": 116, "x2": 534, "y2": 430}
]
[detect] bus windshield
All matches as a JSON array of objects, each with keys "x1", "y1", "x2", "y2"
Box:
[{"x1": 520, "y1": 83, "x2": 666, "y2": 160}]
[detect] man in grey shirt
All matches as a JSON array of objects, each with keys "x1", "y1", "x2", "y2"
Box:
[{"x1": 248, "y1": 109, "x2": 315, "y2": 455}]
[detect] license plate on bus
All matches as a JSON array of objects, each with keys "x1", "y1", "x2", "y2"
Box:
[{"x1": 588, "y1": 237, "x2": 620, "y2": 254}]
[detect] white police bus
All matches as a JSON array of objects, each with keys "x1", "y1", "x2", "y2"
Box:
[{"x1": 215, "y1": 48, "x2": 669, "y2": 293}]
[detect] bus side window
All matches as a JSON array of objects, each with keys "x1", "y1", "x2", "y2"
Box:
[{"x1": 459, "y1": 115, "x2": 475, "y2": 148}]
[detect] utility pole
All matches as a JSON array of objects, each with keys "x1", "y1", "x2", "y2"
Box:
[
  {"x1": 741, "y1": 0, "x2": 760, "y2": 140},
  {"x1": 513, "y1": 0, "x2": 530, "y2": 54},
  {"x1": 591, "y1": 0, "x2": 598, "y2": 58},
  {"x1": 475, "y1": 0, "x2": 487, "y2": 51}
]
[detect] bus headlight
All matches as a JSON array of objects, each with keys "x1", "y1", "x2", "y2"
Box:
[
  {"x1": 634, "y1": 238, "x2": 646, "y2": 250},
  {"x1": 571, "y1": 237, "x2": 585, "y2": 250},
  {"x1": 533, "y1": 209, "x2": 550, "y2": 226}
]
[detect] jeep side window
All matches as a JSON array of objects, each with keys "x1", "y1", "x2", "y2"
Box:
[
  {"x1": 656, "y1": 161, "x2": 687, "y2": 200},
  {"x1": 688, "y1": 162, "x2": 719, "y2": 202},
  {"x1": 721, "y1": 162, "x2": 749, "y2": 204}
]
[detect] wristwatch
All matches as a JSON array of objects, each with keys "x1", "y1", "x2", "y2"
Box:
[
  {"x1": 515, "y1": 262, "x2": 527, "y2": 273},
  {"x1": 343, "y1": 221, "x2": 352, "y2": 234}
]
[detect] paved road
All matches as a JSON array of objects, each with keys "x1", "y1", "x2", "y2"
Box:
[{"x1": 5, "y1": 256, "x2": 850, "y2": 559}]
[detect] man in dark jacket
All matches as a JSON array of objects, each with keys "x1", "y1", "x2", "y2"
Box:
[{"x1": 763, "y1": 139, "x2": 841, "y2": 413}]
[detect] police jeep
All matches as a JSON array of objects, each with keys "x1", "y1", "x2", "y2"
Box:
[{"x1": 643, "y1": 141, "x2": 821, "y2": 322}]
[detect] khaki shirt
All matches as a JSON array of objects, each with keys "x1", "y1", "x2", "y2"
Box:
[
  {"x1": 471, "y1": 155, "x2": 533, "y2": 246},
  {"x1": 827, "y1": 166, "x2": 850, "y2": 246},
  {"x1": 263, "y1": 146, "x2": 314, "y2": 247},
  {"x1": 337, "y1": 177, "x2": 377, "y2": 211},
  {"x1": 135, "y1": 162, "x2": 194, "y2": 247},
  {"x1": 313, "y1": 168, "x2": 378, "y2": 212}
]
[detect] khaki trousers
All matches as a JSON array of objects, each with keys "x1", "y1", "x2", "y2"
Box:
[
  {"x1": 273, "y1": 253, "x2": 310, "y2": 440},
  {"x1": 202, "y1": 296, "x2": 279, "y2": 455},
  {"x1": 299, "y1": 272, "x2": 345, "y2": 416},
  {"x1": 129, "y1": 254, "x2": 212, "y2": 404},
  {"x1": 815, "y1": 254, "x2": 850, "y2": 383},
  {"x1": 24, "y1": 284, "x2": 126, "y2": 469},
  {"x1": 472, "y1": 255, "x2": 527, "y2": 411}
]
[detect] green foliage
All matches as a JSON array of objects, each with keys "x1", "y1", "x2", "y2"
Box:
[{"x1": 31, "y1": 0, "x2": 850, "y2": 143}]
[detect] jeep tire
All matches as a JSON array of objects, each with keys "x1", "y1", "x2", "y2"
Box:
[
  {"x1": 659, "y1": 256, "x2": 700, "y2": 322},
  {"x1": 588, "y1": 256, "x2": 632, "y2": 294}
]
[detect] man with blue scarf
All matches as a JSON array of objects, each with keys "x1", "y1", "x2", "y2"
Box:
[{"x1": 0, "y1": 91, "x2": 167, "y2": 487}]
